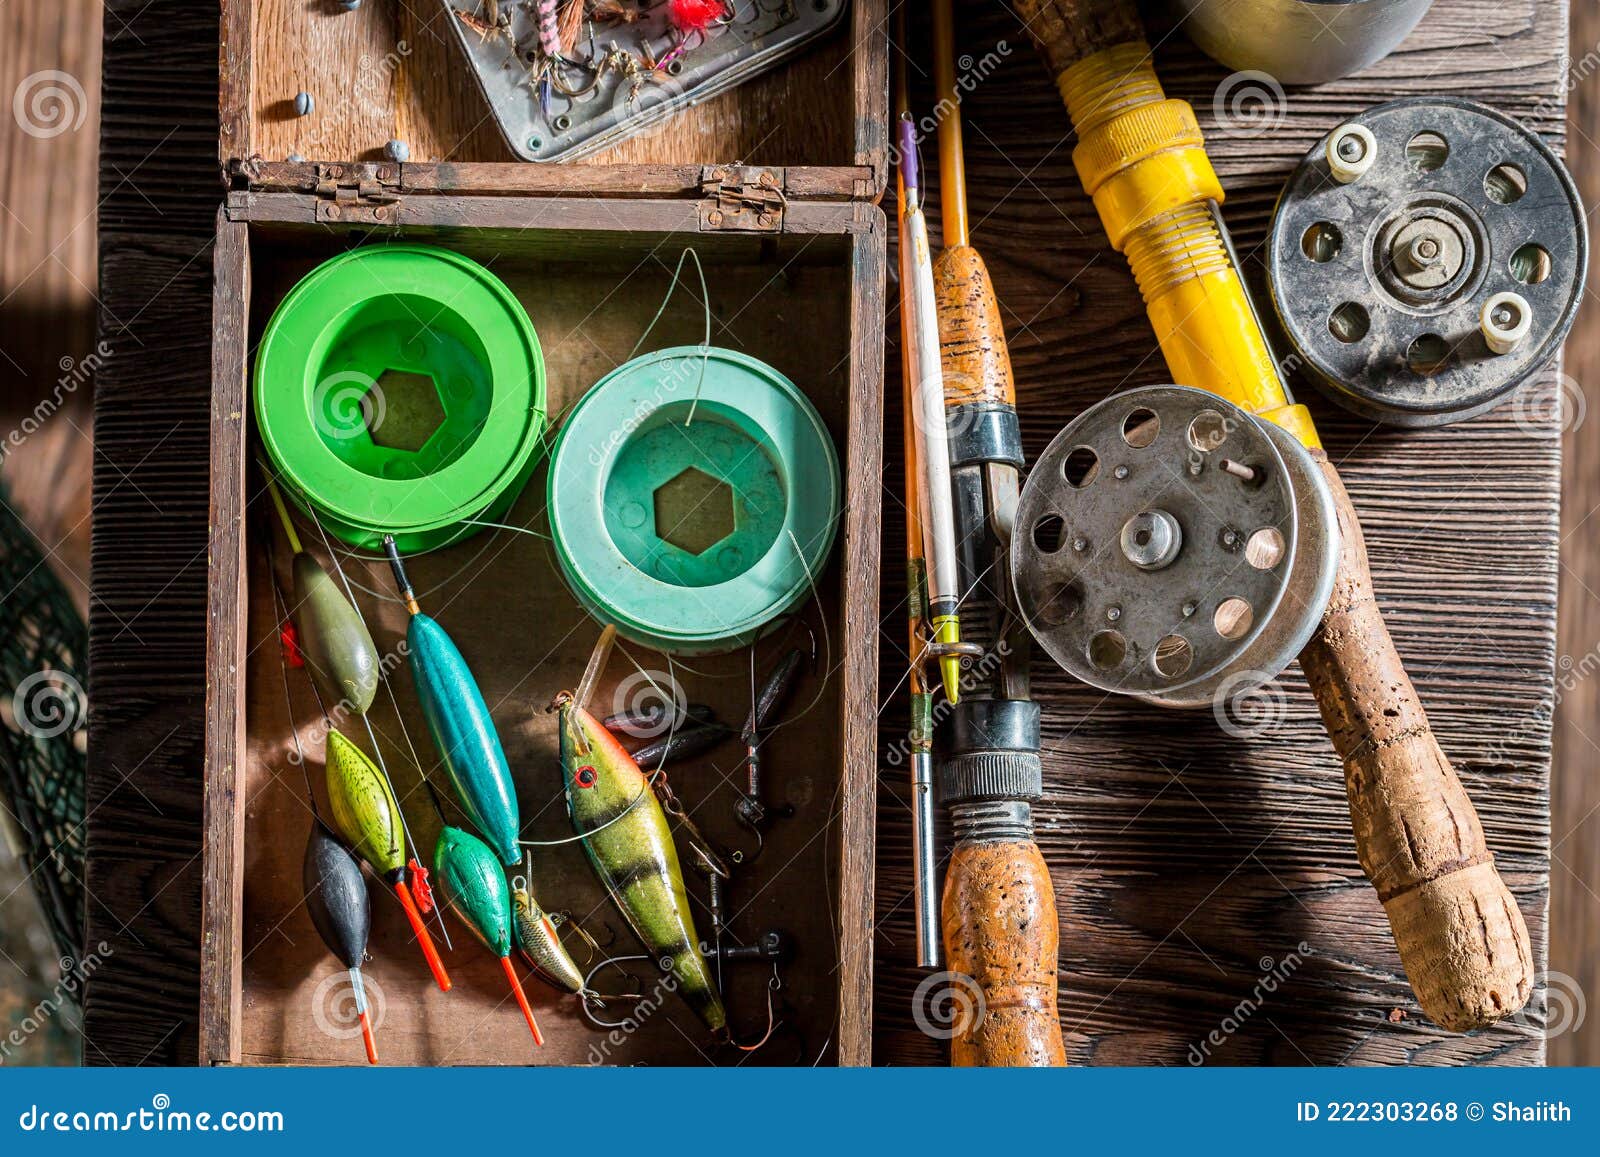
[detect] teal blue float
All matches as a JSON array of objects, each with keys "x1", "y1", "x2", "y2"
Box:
[{"x1": 408, "y1": 611, "x2": 522, "y2": 869}]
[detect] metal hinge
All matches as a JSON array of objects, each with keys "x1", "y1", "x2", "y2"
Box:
[
  {"x1": 313, "y1": 162, "x2": 403, "y2": 224},
  {"x1": 698, "y1": 167, "x2": 785, "y2": 233}
]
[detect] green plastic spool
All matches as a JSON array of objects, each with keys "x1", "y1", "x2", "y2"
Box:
[
  {"x1": 254, "y1": 244, "x2": 546, "y2": 553},
  {"x1": 548, "y1": 347, "x2": 841, "y2": 655}
]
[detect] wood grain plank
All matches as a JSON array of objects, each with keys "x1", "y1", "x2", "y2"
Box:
[
  {"x1": 83, "y1": 0, "x2": 222, "y2": 1065},
  {"x1": 1551, "y1": 0, "x2": 1600, "y2": 1070}
]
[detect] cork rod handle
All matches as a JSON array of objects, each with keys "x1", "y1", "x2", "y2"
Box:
[
  {"x1": 942, "y1": 839, "x2": 1067, "y2": 1066},
  {"x1": 1299, "y1": 456, "x2": 1532, "y2": 1030},
  {"x1": 934, "y1": 246, "x2": 1016, "y2": 410}
]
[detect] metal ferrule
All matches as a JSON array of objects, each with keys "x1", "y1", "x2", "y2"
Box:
[
  {"x1": 910, "y1": 750, "x2": 941, "y2": 968},
  {"x1": 935, "y1": 698, "x2": 1044, "y2": 805},
  {"x1": 946, "y1": 403, "x2": 1025, "y2": 469}
]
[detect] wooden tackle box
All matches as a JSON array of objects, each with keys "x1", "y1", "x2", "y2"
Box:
[{"x1": 204, "y1": 0, "x2": 888, "y2": 1066}]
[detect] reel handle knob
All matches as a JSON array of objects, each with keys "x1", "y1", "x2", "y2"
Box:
[{"x1": 1299, "y1": 456, "x2": 1533, "y2": 1031}]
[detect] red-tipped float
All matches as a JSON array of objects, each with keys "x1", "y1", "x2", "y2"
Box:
[
  {"x1": 395, "y1": 880, "x2": 452, "y2": 992},
  {"x1": 500, "y1": 956, "x2": 544, "y2": 1046}
]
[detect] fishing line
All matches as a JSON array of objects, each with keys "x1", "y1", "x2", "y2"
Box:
[
  {"x1": 626, "y1": 246, "x2": 713, "y2": 424},
  {"x1": 266, "y1": 569, "x2": 319, "y2": 819}
]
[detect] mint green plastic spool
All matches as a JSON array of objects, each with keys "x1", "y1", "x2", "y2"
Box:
[
  {"x1": 548, "y1": 347, "x2": 840, "y2": 655},
  {"x1": 254, "y1": 244, "x2": 546, "y2": 553}
]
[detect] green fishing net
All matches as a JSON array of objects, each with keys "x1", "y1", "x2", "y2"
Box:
[{"x1": 0, "y1": 480, "x2": 86, "y2": 967}]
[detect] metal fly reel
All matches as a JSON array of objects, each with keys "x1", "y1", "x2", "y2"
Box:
[
  {"x1": 1267, "y1": 97, "x2": 1587, "y2": 427},
  {"x1": 1010, "y1": 386, "x2": 1338, "y2": 709}
]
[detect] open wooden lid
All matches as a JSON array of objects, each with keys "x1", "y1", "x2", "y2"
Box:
[{"x1": 220, "y1": 0, "x2": 887, "y2": 207}]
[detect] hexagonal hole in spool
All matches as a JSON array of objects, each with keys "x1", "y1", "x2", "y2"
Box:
[
  {"x1": 368, "y1": 369, "x2": 448, "y2": 453},
  {"x1": 653, "y1": 467, "x2": 736, "y2": 556}
]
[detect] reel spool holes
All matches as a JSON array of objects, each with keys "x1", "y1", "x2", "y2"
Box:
[
  {"x1": 1268, "y1": 97, "x2": 1587, "y2": 427},
  {"x1": 1011, "y1": 386, "x2": 1337, "y2": 709}
]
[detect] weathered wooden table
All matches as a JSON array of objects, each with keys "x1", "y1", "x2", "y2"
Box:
[{"x1": 87, "y1": 0, "x2": 1562, "y2": 1064}]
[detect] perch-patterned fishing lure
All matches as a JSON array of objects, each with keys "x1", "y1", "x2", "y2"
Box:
[{"x1": 556, "y1": 689, "x2": 726, "y2": 1034}]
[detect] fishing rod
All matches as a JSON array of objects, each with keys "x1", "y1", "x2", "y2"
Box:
[
  {"x1": 1010, "y1": 0, "x2": 1532, "y2": 1030},
  {"x1": 922, "y1": 0, "x2": 1067, "y2": 1067},
  {"x1": 893, "y1": 20, "x2": 942, "y2": 975},
  {"x1": 898, "y1": 100, "x2": 967, "y2": 708}
]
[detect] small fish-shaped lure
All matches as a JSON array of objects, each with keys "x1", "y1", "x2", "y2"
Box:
[
  {"x1": 264, "y1": 471, "x2": 380, "y2": 714},
  {"x1": 303, "y1": 820, "x2": 379, "y2": 1064},
  {"x1": 325, "y1": 728, "x2": 451, "y2": 992},
  {"x1": 557, "y1": 694, "x2": 726, "y2": 1034},
  {"x1": 385, "y1": 537, "x2": 522, "y2": 869},
  {"x1": 434, "y1": 825, "x2": 544, "y2": 1046},
  {"x1": 511, "y1": 883, "x2": 592, "y2": 999}
]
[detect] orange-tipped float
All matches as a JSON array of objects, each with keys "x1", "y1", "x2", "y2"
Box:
[
  {"x1": 395, "y1": 880, "x2": 452, "y2": 992},
  {"x1": 500, "y1": 956, "x2": 545, "y2": 1046}
]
